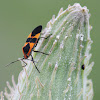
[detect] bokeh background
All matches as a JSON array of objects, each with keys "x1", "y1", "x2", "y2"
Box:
[{"x1": 0, "y1": 0, "x2": 99, "y2": 99}]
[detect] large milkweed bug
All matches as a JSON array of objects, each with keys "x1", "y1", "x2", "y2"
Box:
[{"x1": 5, "y1": 25, "x2": 51, "y2": 73}]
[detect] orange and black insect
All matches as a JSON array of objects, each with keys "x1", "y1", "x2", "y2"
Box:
[{"x1": 5, "y1": 25, "x2": 50, "y2": 73}]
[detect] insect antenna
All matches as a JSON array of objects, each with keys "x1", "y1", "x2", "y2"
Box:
[{"x1": 4, "y1": 57, "x2": 25, "y2": 67}]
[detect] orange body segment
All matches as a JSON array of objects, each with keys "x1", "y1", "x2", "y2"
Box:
[
  {"x1": 22, "y1": 32, "x2": 41, "y2": 59},
  {"x1": 5, "y1": 25, "x2": 43, "y2": 73}
]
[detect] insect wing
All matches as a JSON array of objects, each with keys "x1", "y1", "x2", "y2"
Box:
[{"x1": 31, "y1": 25, "x2": 42, "y2": 37}]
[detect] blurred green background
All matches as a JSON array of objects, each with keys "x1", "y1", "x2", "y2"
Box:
[{"x1": 0, "y1": 0, "x2": 99, "y2": 99}]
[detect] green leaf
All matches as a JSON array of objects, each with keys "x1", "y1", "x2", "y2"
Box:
[{"x1": 1, "y1": 3, "x2": 94, "y2": 100}]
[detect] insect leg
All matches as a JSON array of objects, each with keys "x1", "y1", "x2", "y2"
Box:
[
  {"x1": 24, "y1": 58, "x2": 38, "y2": 63},
  {"x1": 40, "y1": 34, "x2": 52, "y2": 39},
  {"x1": 31, "y1": 55, "x2": 40, "y2": 73},
  {"x1": 21, "y1": 58, "x2": 38, "y2": 67},
  {"x1": 20, "y1": 58, "x2": 27, "y2": 67},
  {"x1": 34, "y1": 34, "x2": 51, "y2": 48},
  {"x1": 33, "y1": 50, "x2": 49, "y2": 55}
]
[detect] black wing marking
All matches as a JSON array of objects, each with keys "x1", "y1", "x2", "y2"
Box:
[
  {"x1": 23, "y1": 43, "x2": 30, "y2": 54},
  {"x1": 26, "y1": 38, "x2": 37, "y2": 43},
  {"x1": 31, "y1": 25, "x2": 42, "y2": 36}
]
